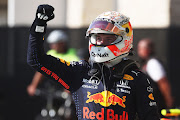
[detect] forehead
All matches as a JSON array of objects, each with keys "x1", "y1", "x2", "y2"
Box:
[{"x1": 138, "y1": 40, "x2": 149, "y2": 48}]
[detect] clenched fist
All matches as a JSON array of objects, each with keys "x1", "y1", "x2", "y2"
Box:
[
  {"x1": 35, "y1": 4, "x2": 55, "y2": 24},
  {"x1": 30, "y1": 4, "x2": 55, "y2": 34}
]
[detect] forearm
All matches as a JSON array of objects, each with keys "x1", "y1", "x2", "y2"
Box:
[
  {"x1": 27, "y1": 33, "x2": 46, "y2": 70},
  {"x1": 158, "y1": 77, "x2": 174, "y2": 108},
  {"x1": 31, "y1": 72, "x2": 45, "y2": 87},
  {"x1": 28, "y1": 31, "x2": 74, "y2": 90},
  {"x1": 27, "y1": 4, "x2": 54, "y2": 70}
]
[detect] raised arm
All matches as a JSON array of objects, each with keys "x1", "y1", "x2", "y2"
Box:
[{"x1": 27, "y1": 5, "x2": 71, "y2": 90}]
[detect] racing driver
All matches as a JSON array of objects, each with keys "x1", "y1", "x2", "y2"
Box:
[{"x1": 27, "y1": 4, "x2": 160, "y2": 120}]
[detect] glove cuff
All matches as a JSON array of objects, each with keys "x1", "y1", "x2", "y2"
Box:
[{"x1": 30, "y1": 19, "x2": 47, "y2": 36}]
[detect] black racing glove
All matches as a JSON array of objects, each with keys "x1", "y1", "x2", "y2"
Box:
[{"x1": 30, "y1": 4, "x2": 55, "y2": 35}]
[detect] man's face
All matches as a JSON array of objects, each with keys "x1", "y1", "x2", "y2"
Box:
[
  {"x1": 95, "y1": 34, "x2": 117, "y2": 46},
  {"x1": 49, "y1": 42, "x2": 66, "y2": 53},
  {"x1": 137, "y1": 41, "x2": 151, "y2": 59}
]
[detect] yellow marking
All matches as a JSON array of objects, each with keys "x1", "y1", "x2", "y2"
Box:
[
  {"x1": 123, "y1": 74, "x2": 134, "y2": 80},
  {"x1": 66, "y1": 61, "x2": 70, "y2": 66},
  {"x1": 148, "y1": 93, "x2": 154, "y2": 100},
  {"x1": 122, "y1": 23, "x2": 132, "y2": 37},
  {"x1": 60, "y1": 58, "x2": 65, "y2": 64}
]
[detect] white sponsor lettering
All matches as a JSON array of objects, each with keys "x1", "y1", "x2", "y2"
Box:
[
  {"x1": 82, "y1": 85, "x2": 98, "y2": 89},
  {"x1": 91, "y1": 52, "x2": 109, "y2": 57},
  {"x1": 117, "y1": 88, "x2": 130, "y2": 94},
  {"x1": 147, "y1": 79, "x2": 151, "y2": 84},
  {"x1": 131, "y1": 71, "x2": 140, "y2": 76},
  {"x1": 147, "y1": 86, "x2": 153, "y2": 92},
  {"x1": 83, "y1": 78, "x2": 100, "y2": 86},
  {"x1": 149, "y1": 101, "x2": 157, "y2": 106},
  {"x1": 117, "y1": 80, "x2": 131, "y2": 89},
  {"x1": 35, "y1": 26, "x2": 45, "y2": 33}
]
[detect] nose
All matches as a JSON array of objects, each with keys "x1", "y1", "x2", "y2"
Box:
[
  {"x1": 97, "y1": 39, "x2": 108, "y2": 45},
  {"x1": 97, "y1": 39, "x2": 103, "y2": 45}
]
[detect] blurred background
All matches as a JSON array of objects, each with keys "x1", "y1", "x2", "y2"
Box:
[{"x1": 0, "y1": 0, "x2": 180, "y2": 119}]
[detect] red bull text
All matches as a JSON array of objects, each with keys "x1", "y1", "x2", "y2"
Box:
[{"x1": 83, "y1": 107, "x2": 128, "y2": 120}]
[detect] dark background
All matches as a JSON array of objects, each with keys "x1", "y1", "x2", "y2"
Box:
[{"x1": 0, "y1": 26, "x2": 179, "y2": 120}]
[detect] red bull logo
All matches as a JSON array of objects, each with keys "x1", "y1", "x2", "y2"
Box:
[
  {"x1": 83, "y1": 107, "x2": 128, "y2": 120},
  {"x1": 86, "y1": 91, "x2": 126, "y2": 108}
]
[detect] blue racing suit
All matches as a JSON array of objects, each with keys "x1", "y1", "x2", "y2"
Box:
[{"x1": 27, "y1": 34, "x2": 160, "y2": 120}]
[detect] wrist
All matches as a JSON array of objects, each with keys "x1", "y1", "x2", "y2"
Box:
[{"x1": 30, "y1": 19, "x2": 47, "y2": 36}]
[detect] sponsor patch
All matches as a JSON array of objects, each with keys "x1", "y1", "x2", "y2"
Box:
[
  {"x1": 83, "y1": 107, "x2": 128, "y2": 120},
  {"x1": 148, "y1": 93, "x2": 154, "y2": 100},
  {"x1": 117, "y1": 80, "x2": 131, "y2": 89},
  {"x1": 147, "y1": 86, "x2": 153, "y2": 93},
  {"x1": 123, "y1": 74, "x2": 134, "y2": 80},
  {"x1": 86, "y1": 91, "x2": 126, "y2": 108}
]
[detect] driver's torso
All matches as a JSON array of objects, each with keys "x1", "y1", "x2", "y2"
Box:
[{"x1": 27, "y1": 34, "x2": 159, "y2": 120}]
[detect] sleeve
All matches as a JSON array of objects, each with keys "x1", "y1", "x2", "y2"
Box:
[
  {"x1": 135, "y1": 72, "x2": 160, "y2": 120},
  {"x1": 27, "y1": 34, "x2": 85, "y2": 91},
  {"x1": 146, "y1": 58, "x2": 166, "y2": 82}
]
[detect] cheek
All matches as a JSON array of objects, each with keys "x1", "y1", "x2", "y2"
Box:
[
  {"x1": 50, "y1": 44, "x2": 59, "y2": 50},
  {"x1": 138, "y1": 49, "x2": 147, "y2": 56},
  {"x1": 50, "y1": 44, "x2": 55, "y2": 49},
  {"x1": 96, "y1": 40, "x2": 101, "y2": 45}
]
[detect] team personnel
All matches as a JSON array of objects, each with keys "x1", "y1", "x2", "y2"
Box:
[{"x1": 27, "y1": 4, "x2": 160, "y2": 120}]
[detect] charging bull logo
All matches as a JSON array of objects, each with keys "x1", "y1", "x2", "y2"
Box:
[{"x1": 86, "y1": 91, "x2": 126, "y2": 108}]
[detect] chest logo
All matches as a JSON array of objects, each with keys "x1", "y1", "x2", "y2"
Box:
[{"x1": 86, "y1": 91, "x2": 126, "y2": 108}]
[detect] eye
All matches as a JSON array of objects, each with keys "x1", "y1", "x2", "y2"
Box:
[
  {"x1": 96, "y1": 36, "x2": 102, "y2": 42},
  {"x1": 96, "y1": 36, "x2": 101, "y2": 40},
  {"x1": 106, "y1": 37, "x2": 116, "y2": 42},
  {"x1": 106, "y1": 39, "x2": 113, "y2": 42}
]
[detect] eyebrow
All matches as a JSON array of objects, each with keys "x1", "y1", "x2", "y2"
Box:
[{"x1": 106, "y1": 36, "x2": 113, "y2": 38}]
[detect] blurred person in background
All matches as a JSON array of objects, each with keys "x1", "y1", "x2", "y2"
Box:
[
  {"x1": 27, "y1": 30, "x2": 79, "y2": 120},
  {"x1": 137, "y1": 38, "x2": 174, "y2": 116}
]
